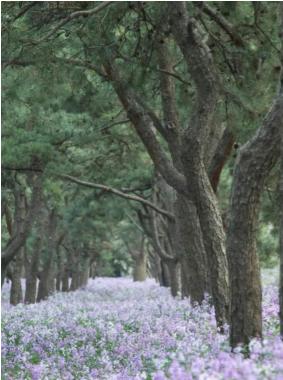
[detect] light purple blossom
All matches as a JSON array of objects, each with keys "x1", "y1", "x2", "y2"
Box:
[{"x1": 1, "y1": 269, "x2": 282, "y2": 379}]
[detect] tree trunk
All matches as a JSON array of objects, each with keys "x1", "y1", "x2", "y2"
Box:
[
  {"x1": 55, "y1": 247, "x2": 62, "y2": 291},
  {"x1": 36, "y1": 272, "x2": 47, "y2": 302},
  {"x1": 10, "y1": 249, "x2": 23, "y2": 305},
  {"x1": 169, "y1": 1, "x2": 230, "y2": 328},
  {"x1": 167, "y1": 260, "x2": 179, "y2": 297},
  {"x1": 133, "y1": 252, "x2": 147, "y2": 282},
  {"x1": 25, "y1": 235, "x2": 43, "y2": 304},
  {"x1": 25, "y1": 272, "x2": 38, "y2": 304},
  {"x1": 280, "y1": 135, "x2": 283, "y2": 338},
  {"x1": 89, "y1": 261, "x2": 96, "y2": 279},
  {"x1": 227, "y1": 78, "x2": 283, "y2": 347},
  {"x1": 103, "y1": 7, "x2": 228, "y2": 328},
  {"x1": 160, "y1": 260, "x2": 170, "y2": 287},
  {"x1": 279, "y1": 1, "x2": 283, "y2": 341},
  {"x1": 182, "y1": 161, "x2": 230, "y2": 327},
  {"x1": 2, "y1": 174, "x2": 43, "y2": 274},
  {"x1": 56, "y1": 274, "x2": 61, "y2": 291},
  {"x1": 70, "y1": 270, "x2": 80, "y2": 291},
  {"x1": 61, "y1": 268, "x2": 69, "y2": 292},
  {"x1": 80, "y1": 266, "x2": 89, "y2": 288},
  {"x1": 175, "y1": 195, "x2": 209, "y2": 302},
  {"x1": 49, "y1": 276, "x2": 56, "y2": 294},
  {"x1": 36, "y1": 210, "x2": 57, "y2": 302}
]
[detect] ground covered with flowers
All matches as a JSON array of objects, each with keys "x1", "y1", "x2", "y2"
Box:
[{"x1": 2, "y1": 269, "x2": 283, "y2": 380}]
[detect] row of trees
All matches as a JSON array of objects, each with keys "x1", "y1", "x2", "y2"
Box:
[{"x1": 2, "y1": 1, "x2": 283, "y2": 349}]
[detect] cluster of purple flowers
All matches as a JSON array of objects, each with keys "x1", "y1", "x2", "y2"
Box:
[{"x1": 1, "y1": 270, "x2": 283, "y2": 379}]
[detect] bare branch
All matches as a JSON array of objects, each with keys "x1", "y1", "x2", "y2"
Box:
[
  {"x1": 36, "y1": 1, "x2": 113, "y2": 43},
  {"x1": 60, "y1": 174, "x2": 175, "y2": 221}
]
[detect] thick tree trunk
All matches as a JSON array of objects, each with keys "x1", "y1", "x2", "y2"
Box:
[
  {"x1": 80, "y1": 266, "x2": 89, "y2": 288},
  {"x1": 62, "y1": 267, "x2": 69, "y2": 292},
  {"x1": 49, "y1": 276, "x2": 56, "y2": 294},
  {"x1": 55, "y1": 248, "x2": 62, "y2": 291},
  {"x1": 70, "y1": 270, "x2": 80, "y2": 291},
  {"x1": 160, "y1": 260, "x2": 170, "y2": 287},
  {"x1": 36, "y1": 272, "x2": 47, "y2": 302},
  {"x1": 2, "y1": 175, "x2": 43, "y2": 274},
  {"x1": 25, "y1": 235, "x2": 43, "y2": 304},
  {"x1": 279, "y1": 1, "x2": 283, "y2": 341},
  {"x1": 56, "y1": 274, "x2": 61, "y2": 291},
  {"x1": 103, "y1": 4, "x2": 229, "y2": 328},
  {"x1": 10, "y1": 249, "x2": 23, "y2": 305},
  {"x1": 280, "y1": 137, "x2": 283, "y2": 338},
  {"x1": 208, "y1": 127, "x2": 235, "y2": 193},
  {"x1": 169, "y1": 2, "x2": 230, "y2": 327},
  {"x1": 227, "y1": 81, "x2": 283, "y2": 347},
  {"x1": 175, "y1": 195, "x2": 209, "y2": 302},
  {"x1": 89, "y1": 261, "x2": 96, "y2": 279},
  {"x1": 167, "y1": 260, "x2": 179, "y2": 297},
  {"x1": 133, "y1": 252, "x2": 147, "y2": 282},
  {"x1": 55, "y1": 251, "x2": 63, "y2": 292},
  {"x1": 36, "y1": 210, "x2": 57, "y2": 302},
  {"x1": 25, "y1": 273, "x2": 38, "y2": 304},
  {"x1": 182, "y1": 161, "x2": 230, "y2": 327},
  {"x1": 157, "y1": 41, "x2": 210, "y2": 301}
]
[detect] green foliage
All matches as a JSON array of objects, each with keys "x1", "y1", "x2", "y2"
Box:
[{"x1": 2, "y1": 1, "x2": 281, "y2": 273}]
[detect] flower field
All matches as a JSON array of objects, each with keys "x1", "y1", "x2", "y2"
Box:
[{"x1": 2, "y1": 270, "x2": 283, "y2": 380}]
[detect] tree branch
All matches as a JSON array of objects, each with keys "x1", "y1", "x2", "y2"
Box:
[
  {"x1": 170, "y1": 2, "x2": 220, "y2": 148},
  {"x1": 60, "y1": 174, "x2": 175, "y2": 220},
  {"x1": 36, "y1": 1, "x2": 113, "y2": 43},
  {"x1": 102, "y1": 60, "x2": 187, "y2": 194},
  {"x1": 197, "y1": 3, "x2": 245, "y2": 47},
  {"x1": 157, "y1": 40, "x2": 180, "y2": 132}
]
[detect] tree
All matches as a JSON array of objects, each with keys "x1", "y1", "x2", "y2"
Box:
[
  {"x1": 279, "y1": 2, "x2": 283, "y2": 340},
  {"x1": 227, "y1": 3, "x2": 283, "y2": 347},
  {"x1": 1, "y1": 2, "x2": 282, "y2": 349}
]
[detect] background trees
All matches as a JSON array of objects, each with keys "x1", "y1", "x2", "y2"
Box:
[{"x1": 1, "y1": 1, "x2": 282, "y2": 349}]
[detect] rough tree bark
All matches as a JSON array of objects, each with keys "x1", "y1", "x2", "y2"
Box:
[
  {"x1": 157, "y1": 38, "x2": 209, "y2": 300},
  {"x1": 175, "y1": 196, "x2": 210, "y2": 300},
  {"x1": 55, "y1": 233, "x2": 65, "y2": 291},
  {"x1": 25, "y1": 204, "x2": 45, "y2": 304},
  {"x1": 8, "y1": 186, "x2": 26, "y2": 304},
  {"x1": 170, "y1": 2, "x2": 230, "y2": 326},
  {"x1": 279, "y1": 2, "x2": 283, "y2": 341},
  {"x1": 127, "y1": 236, "x2": 147, "y2": 282},
  {"x1": 56, "y1": 255, "x2": 62, "y2": 292},
  {"x1": 160, "y1": 260, "x2": 171, "y2": 288},
  {"x1": 61, "y1": 266, "x2": 70, "y2": 292},
  {"x1": 226, "y1": 15, "x2": 283, "y2": 345},
  {"x1": 2, "y1": 174, "x2": 43, "y2": 277},
  {"x1": 69, "y1": 246, "x2": 82, "y2": 291},
  {"x1": 103, "y1": 41, "x2": 228, "y2": 325},
  {"x1": 133, "y1": 252, "x2": 147, "y2": 282},
  {"x1": 36, "y1": 210, "x2": 57, "y2": 302},
  {"x1": 280, "y1": 123, "x2": 283, "y2": 339},
  {"x1": 10, "y1": 248, "x2": 24, "y2": 305},
  {"x1": 25, "y1": 230, "x2": 44, "y2": 304},
  {"x1": 137, "y1": 176, "x2": 181, "y2": 295},
  {"x1": 98, "y1": 1, "x2": 238, "y2": 326}
]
